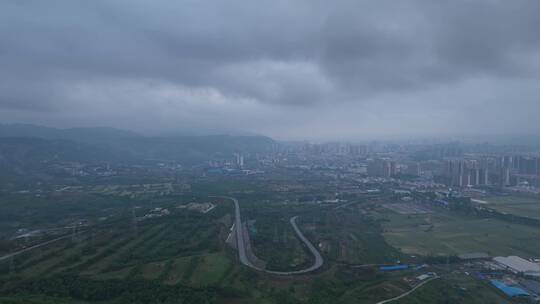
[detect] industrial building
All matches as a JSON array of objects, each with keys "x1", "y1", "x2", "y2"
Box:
[
  {"x1": 457, "y1": 252, "x2": 489, "y2": 261},
  {"x1": 379, "y1": 264, "x2": 408, "y2": 271},
  {"x1": 520, "y1": 279, "x2": 540, "y2": 296},
  {"x1": 493, "y1": 256, "x2": 540, "y2": 277},
  {"x1": 490, "y1": 280, "x2": 529, "y2": 298}
]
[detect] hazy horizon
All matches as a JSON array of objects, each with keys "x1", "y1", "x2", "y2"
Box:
[
  {"x1": 4, "y1": 122, "x2": 540, "y2": 146},
  {"x1": 2, "y1": 1, "x2": 540, "y2": 141},
  {"x1": 3, "y1": 3, "x2": 540, "y2": 300}
]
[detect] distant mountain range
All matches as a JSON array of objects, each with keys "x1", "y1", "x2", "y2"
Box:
[
  {"x1": 0, "y1": 124, "x2": 141, "y2": 142},
  {"x1": 0, "y1": 124, "x2": 275, "y2": 167}
]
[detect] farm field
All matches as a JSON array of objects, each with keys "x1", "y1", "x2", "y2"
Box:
[
  {"x1": 482, "y1": 195, "x2": 540, "y2": 220},
  {"x1": 250, "y1": 213, "x2": 312, "y2": 272},
  {"x1": 395, "y1": 273, "x2": 511, "y2": 304},
  {"x1": 377, "y1": 208, "x2": 540, "y2": 257},
  {"x1": 299, "y1": 205, "x2": 406, "y2": 265},
  {"x1": 1, "y1": 194, "x2": 526, "y2": 304},
  {"x1": 0, "y1": 200, "x2": 254, "y2": 303},
  {"x1": 382, "y1": 203, "x2": 432, "y2": 215}
]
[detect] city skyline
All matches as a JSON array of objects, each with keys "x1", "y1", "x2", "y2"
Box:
[{"x1": 4, "y1": 2, "x2": 540, "y2": 303}]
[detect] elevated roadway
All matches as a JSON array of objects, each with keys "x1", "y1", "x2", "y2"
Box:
[{"x1": 219, "y1": 196, "x2": 323, "y2": 275}]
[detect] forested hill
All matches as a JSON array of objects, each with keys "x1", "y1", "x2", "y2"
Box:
[{"x1": 0, "y1": 124, "x2": 275, "y2": 165}]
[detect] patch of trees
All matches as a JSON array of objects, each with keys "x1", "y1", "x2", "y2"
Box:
[
  {"x1": 3, "y1": 274, "x2": 216, "y2": 304},
  {"x1": 475, "y1": 207, "x2": 540, "y2": 228},
  {"x1": 423, "y1": 255, "x2": 460, "y2": 264}
]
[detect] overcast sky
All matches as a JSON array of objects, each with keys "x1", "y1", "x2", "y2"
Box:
[{"x1": 1, "y1": 0, "x2": 540, "y2": 140}]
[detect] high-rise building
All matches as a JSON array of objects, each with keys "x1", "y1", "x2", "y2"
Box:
[
  {"x1": 518, "y1": 156, "x2": 538, "y2": 175},
  {"x1": 444, "y1": 159, "x2": 487, "y2": 187},
  {"x1": 501, "y1": 167, "x2": 511, "y2": 186},
  {"x1": 235, "y1": 153, "x2": 244, "y2": 168},
  {"x1": 367, "y1": 159, "x2": 396, "y2": 178},
  {"x1": 406, "y1": 162, "x2": 421, "y2": 176},
  {"x1": 479, "y1": 168, "x2": 489, "y2": 185}
]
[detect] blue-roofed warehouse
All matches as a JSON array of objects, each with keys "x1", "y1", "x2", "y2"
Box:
[
  {"x1": 491, "y1": 280, "x2": 529, "y2": 297},
  {"x1": 380, "y1": 265, "x2": 409, "y2": 271}
]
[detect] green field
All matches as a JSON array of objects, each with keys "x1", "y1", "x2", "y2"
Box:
[
  {"x1": 482, "y1": 195, "x2": 540, "y2": 220},
  {"x1": 0, "y1": 199, "x2": 250, "y2": 303},
  {"x1": 251, "y1": 213, "x2": 312, "y2": 271},
  {"x1": 395, "y1": 274, "x2": 511, "y2": 304},
  {"x1": 0, "y1": 196, "x2": 333, "y2": 303},
  {"x1": 379, "y1": 208, "x2": 540, "y2": 257},
  {"x1": 303, "y1": 205, "x2": 405, "y2": 265},
  {"x1": 2, "y1": 193, "x2": 525, "y2": 303}
]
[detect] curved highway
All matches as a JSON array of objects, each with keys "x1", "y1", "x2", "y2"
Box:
[{"x1": 220, "y1": 196, "x2": 323, "y2": 275}]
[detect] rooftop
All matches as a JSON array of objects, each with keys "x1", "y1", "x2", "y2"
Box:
[{"x1": 493, "y1": 256, "x2": 540, "y2": 275}]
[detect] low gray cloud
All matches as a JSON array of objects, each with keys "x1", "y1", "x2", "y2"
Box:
[{"x1": 1, "y1": 0, "x2": 540, "y2": 139}]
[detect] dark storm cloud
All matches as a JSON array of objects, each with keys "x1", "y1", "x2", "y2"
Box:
[
  {"x1": 430, "y1": 1, "x2": 540, "y2": 78},
  {"x1": 1, "y1": 0, "x2": 540, "y2": 138}
]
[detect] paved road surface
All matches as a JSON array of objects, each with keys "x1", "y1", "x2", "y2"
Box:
[
  {"x1": 375, "y1": 276, "x2": 440, "y2": 304},
  {"x1": 2, "y1": 196, "x2": 323, "y2": 276},
  {"x1": 219, "y1": 196, "x2": 323, "y2": 275},
  {"x1": 0, "y1": 234, "x2": 72, "y2": 263}
]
